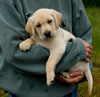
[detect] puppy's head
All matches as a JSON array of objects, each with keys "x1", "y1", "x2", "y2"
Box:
[{"x1": 26, "y1": 9, "x2": 62, "y2": 40}]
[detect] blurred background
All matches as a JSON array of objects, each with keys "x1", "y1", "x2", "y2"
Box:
[
  {"x1": 79, "y1": 0, "x2": 100, "y2": 97},
  {"x1": 0, "y1": 0, "x2": 100, "y2": 97}
]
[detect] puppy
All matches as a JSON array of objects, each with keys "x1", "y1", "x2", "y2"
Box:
[{"x1": 19, "y1": 8, "x2": 93, "y2": 96}]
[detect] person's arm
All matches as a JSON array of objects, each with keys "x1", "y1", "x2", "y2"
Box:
[
  {"x1": 0, "y1": 0, "x2": 47, "y2": 74},
  {"x1": 72, "y1": 0, "x2": 92, "y2": 71},
  {"x1": 72, "y1": 0, "x2": 92, "y2": 44}
]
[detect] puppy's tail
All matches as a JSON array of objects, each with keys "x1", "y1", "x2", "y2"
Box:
[{"x1": 85, "y1": 68, "x2": 93, "y2": 96}]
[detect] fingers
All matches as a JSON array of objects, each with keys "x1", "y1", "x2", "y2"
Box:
[
  {"x1": 56, "y1": 75, "x2": 83, "y2": 84},
  {"x1": 85, "y1": 58, "x2": 90, "y2": 63},
  {"x1": 56, "y1": 72, "x2": 84, "y2": 84},
  {"x1": 69, "y1": 72, "x2": 84, "y2": 78},
  {"x1": 86, "y1": 47, "x2": 92, "y2": 56},
  {"x1": 86, "y1": 47, "x2": 92, "y2": 55},
  {"x1": 86, "y1": 52, "x2": 92, "y2": 58},
  {"x1": 81, "y1": 39, "x2": 93, "y2": 62},
  {"x1": 85, "y1": 43, "x2": 92, "y2": 50},
  {"x1": 69, "y1": 72, "x2": 84, "y2": 84},
  {"x1": 85, "y1": 47, "x2": 92, "y2": 62},
  {"x1": 69, "y1": 75, "x2": 83, "y2": 84}
]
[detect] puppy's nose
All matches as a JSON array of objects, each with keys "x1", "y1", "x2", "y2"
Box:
[{"x1": 44, "y1": 32, "x2": 51, "y2": 38}]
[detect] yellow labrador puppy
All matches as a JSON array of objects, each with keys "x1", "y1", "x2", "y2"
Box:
[{"x1": 19, "y1": 9, "x2": 93, "y2": 96}]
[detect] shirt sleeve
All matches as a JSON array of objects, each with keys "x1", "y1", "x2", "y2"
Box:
[
  {"x1": 72, "y1": 0, "x2": 92, "y2": 44},
  {"x1": 71, "y1": 0, "x2": 93, "y2": 72},
  {"x1": 0, "y1": 0, "x2": 87, "y2": 75},
  {"x1": 57, "y1": 0, "x2": 93, "y2": 72}
]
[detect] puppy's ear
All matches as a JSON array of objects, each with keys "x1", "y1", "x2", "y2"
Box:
[
  {"x1": 26, "y1": 16, "x2": 35, "y2": 36},
  {"x1": 51, "y1": 9, "x2": 62, "y2": 29}
]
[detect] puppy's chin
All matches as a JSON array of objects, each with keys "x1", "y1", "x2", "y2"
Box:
[
  {"x1": 39, "y1": 35, "x2": 46, "y2": 40},
  {"x1": 45, "y1": 35, "x2": 56, "y2": 40},
  {"x1": 39, "y1": 35, "x2": 54, "y2": 40},
  {"x1": 39, "y1": 31, "x2": 57, "y2": 40}
]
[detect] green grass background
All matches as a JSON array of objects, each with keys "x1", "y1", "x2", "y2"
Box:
[
  {"x1": 0, "y1": 7, "x2": 100, "y2": 97},
  {"x1": 78, "y1": 7, "x2": 100, "y2": 97},
  {"x1": 87, "y1": 7, "x2": 100, "y2": 66}
]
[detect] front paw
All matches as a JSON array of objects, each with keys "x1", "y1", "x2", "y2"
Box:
[
  {"x1": 47, "y1": 72, "x2": 55, "y2": 86},
  {"x1": 19, "y1": 41, "x2": 31, "y2": 51}
]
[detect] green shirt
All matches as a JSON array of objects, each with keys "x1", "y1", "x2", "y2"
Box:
[{"x1": 0, "y1": 0, "x2": 92, "y2": 97}]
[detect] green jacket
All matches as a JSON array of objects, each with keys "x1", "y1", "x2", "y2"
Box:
[{"x1": 0, "y1": 0, "x2": 92, "y2": 97}]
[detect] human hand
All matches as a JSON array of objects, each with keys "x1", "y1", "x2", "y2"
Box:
[
  {"x1": 81, "y1": 39, "x2": 92, "y2": 62},
  {"x1": 56, "y1": 72, "x2": 84, "y2": 84}
]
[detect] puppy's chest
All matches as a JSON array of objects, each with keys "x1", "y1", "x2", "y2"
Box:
[{"x1": 36, "y1": 37, "x2": 66, "y2": 50}]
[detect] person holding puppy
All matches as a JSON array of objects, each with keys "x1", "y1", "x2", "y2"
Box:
[{"x1": 0, "y1": 0, "x2": 92, "y2": 97}]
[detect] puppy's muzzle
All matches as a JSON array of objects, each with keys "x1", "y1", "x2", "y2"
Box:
[{"x1": 44, "y1": 32, "x2": 51, "y2": 38}]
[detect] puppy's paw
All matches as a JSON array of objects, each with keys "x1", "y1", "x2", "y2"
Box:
[
  {"x1": 61, "y1": 72, "x2": 70, "y2": 78},
  {"x1": 47, "y1": 72, "x2": 55, "y2": 86},
  {"x1": 19, "y1": 41, "x2": 31, "y2": 51}
]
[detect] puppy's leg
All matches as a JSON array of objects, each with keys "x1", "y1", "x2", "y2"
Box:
[
  {"x1": 19, "y1": 38, "x2": 35, "y2": 51},
  {"x1": 46, "y1": 48, "x2": 65, "y2": 85}
]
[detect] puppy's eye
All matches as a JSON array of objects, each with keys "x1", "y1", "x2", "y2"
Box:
[
  {"x1": 36, "y1": 24, "x2": 41, "y2": 28},
  {"x1": 48, "y1": 20, "x2": 52, "y2": 24}
]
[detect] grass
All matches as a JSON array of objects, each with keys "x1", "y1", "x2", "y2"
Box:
[
  {"x1": 79, "y1": 7, "x2": 100, "y2": 97},
  {"x1": 0, "y1": 7, "x2": 100, "y2": 97},
  {"x1": 0, "y1": 89, "x2": 8, "y2": 97},
  {"x1": 86, "y1": 7, "x2": 100, "y2": 65},
  {"x1": 79, "y1": 67, "x2": 100, "y2": 97}
]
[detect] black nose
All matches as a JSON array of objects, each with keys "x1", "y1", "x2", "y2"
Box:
[{"x1": 44, "y1": 32, "x2": 51, "y2": 38}]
